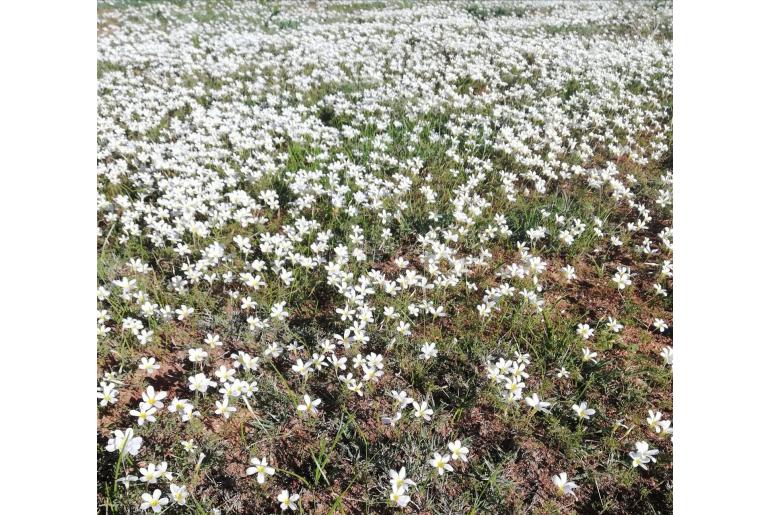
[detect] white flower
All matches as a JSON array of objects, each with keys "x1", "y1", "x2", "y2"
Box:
[
  {"x1": 391, "y1": 390, "x2": 413, "y2": 409},
  {"x1": 448, "y1": 440, "x2": 469, "y2": 462},
  {"x1": 576, "y1": 323, "x2": 594, "y2": 339},
  {"x1": 389, "y1": 486, "x2": 410, "y2": 508},
  {"x1": 646, "y1": 410, "x2": 673, "y2": 435},
  {"x1": 215, "y1": 397, "x2": 236, "y2": 419},
  {"x1": 525, "y1": 394, "x2": 551, "y2": 413},
  {"x1": 581, "y1": 347, "x2": 598, "y2": 363},
  {"x1": 97, "y1": 382, "x2": 118, "y2": 406},
  {"x1": 653, "y1": 318, "x2": 669, "y2": 332},
  {"x1": 246, "y1": 457, "x2": 275, "y2": 484},
  {"x1": 142, "y1": 385, "x2": 167, "y2": 409},
  {"x1": 572, "y1": 402, "x2": 596, "y2": 421},
  {"x1": 138, "y1": 357, "x2": 160, "y2": 374},
  {"x1": 429, "y1": 452, "x2": 453, "y2": 475},
  {"x1": 270, "y1": 301, "x2": 289, "y2": 320},
  {"x1": 388, "y1": 467, "x2": 416, "y2": 492},
  {"x1": 188, "y1": 347, "x2": 208, "y2": 363},
  {"x1": 140, "y1": 489, "x2": 168, "y2": 513},
  {"x1": 476, "y1": 303, "x2": 493, "y2": 318},
  {"x1": 412, "y1": 400, "x2": 434, "y2": 421},
  {"x1": 552, "y1": 472, "x2": 578, "y2": 497},
  {"x1": 629, "y1": 441, "x2": 659, "y2": 470},
  {"x1": 106, "y1": 428, "x2": 143, "y2": 456},
  {"x1": 612, "y1": 266, "x2": 632, "y2": 289},
  {"x1": 297, "y1": 394, "x2": 322, "y2": 416},
  {"x1": 420, "y1": 342, "x2": 438, "y2": 360},
  {"x1": 188, "y1": 373, "x2": 216, "y2": 393},
  {"x1": 175, "y1": 305, "x2": 194, "y2": 320},
  {"x1": 277, "y1": 490, "x2": 299, "y2": 511},
  {"x1": 606, "y1": 317, "x2": 623, "y2": 333},
  {"x1": 139, "y1": 462, "x2": 172, "y2": 484},
  {"x1": 291, "y1": 359, "x2": 312, "y2": 378},
  {"x1": 130, "y1": 405, "x2": 157, "y2": 426}
]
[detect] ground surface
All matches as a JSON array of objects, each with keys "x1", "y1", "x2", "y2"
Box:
[{"x1": 97, "y1": 1, "x2": 673, "y2": 513}]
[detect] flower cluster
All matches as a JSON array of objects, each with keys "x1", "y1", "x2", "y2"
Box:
[{"x1": 97, "y1": 1, "x2": 673, "y2": 512}]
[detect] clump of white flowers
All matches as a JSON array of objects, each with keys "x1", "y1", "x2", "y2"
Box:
[
  {"x1": 486, "y1": 354, "x2": 532, "y2": 404},
  {"x1": 97, "y1": 1, "x2": 673, "y2": 511},
  {"x1": 387, "y1": 467, "x2": 415, "y2": 508}
]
